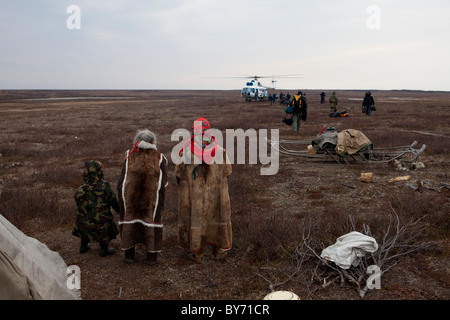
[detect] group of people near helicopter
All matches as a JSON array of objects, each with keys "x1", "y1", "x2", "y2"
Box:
[{"x1": 280, "y1": 90, "x2": 376, "y2": 132}]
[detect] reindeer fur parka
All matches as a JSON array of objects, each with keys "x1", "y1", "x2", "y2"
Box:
[
  {"x1": 175, "y1": 144, "x2": 232, "y2": 253},
  {"x1": 117, "y1": 141, "x2": 167, "y2": 253}
]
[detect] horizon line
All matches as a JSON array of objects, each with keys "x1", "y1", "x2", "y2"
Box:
[{"x1": 1, "y1": 88, "x2": 450, "y2": 93}]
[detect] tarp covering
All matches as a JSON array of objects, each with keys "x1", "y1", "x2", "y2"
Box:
[
  {"x1": 336, "y1": 129, "x2": 372, "y2": 156},
  {"x1": 0, "y1": 250, "x2": 42, "y2": 300},
  {"x1": 311, "y1": 131, "x2": 338, "y2": 150},
  {"x1": 0, "y1": 214, "x2": 80, "y2": 300},
  {"x1": 312, "y1": 129, "x2": 372, "y2": 156}
]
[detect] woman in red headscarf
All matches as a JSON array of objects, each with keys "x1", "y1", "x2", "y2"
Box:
[
  {"x1": 176, "y1": 117, "x2": 233, "y2": 263},
  {"x1": 179, "y1": 117, "x2": 216, "y2": 164}
]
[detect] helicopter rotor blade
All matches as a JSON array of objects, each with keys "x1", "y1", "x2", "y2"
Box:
[
  {"x1": 202, "y1": 74, "x2": 303, "y2": 80},
  {"x1": 271, "y1": 74, "x2": 303, "y2": 78}
]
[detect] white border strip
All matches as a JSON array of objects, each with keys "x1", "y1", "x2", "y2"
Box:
[
  {"x1": 118, "y1": 219, "x2": 163, "y2": 228},
  {"x1": 121, "y1": 150, "x2": 129, "y2": 214},
  {"x1": 152, "y1": 154, "x2": 164, "y2": 220}
]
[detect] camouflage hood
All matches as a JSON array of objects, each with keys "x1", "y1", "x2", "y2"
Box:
[{"x1": 82, "y1": 160, "x2": 104, "y2": 184}]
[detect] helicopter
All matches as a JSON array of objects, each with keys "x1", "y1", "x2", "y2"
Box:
[
  {"x1": 239, "y1": 75, "x2": 302, "y2": 102},
  {"x1": 240, "y1": 76, "x2": 270, "y2": 102},
  {"x1": 202, "y1": 74, "x2": 302, "y2": 102}
]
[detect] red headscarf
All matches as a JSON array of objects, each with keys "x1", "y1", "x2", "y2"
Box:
[{"x1": 179, "y1": 117, "x2": 217, "y2": 164}]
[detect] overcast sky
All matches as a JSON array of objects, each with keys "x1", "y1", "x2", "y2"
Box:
[{"x1": 1, "y1": 0, "x2": 449, "y2": 91}]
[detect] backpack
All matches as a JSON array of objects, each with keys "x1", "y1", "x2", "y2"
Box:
[
  {"x1": 291, "y1": 95, "x2": 302, "y2": 113},
  {"x1": 282, "y1": 117, "x2": 293, "y2": 126},
  {"x1": 282, "y1": 110, "x2": 293, "y2": 126}
]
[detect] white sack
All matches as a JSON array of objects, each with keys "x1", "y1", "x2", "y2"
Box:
[{"x1": 320, "y1": 231, "x2": 378, "y2": 269}]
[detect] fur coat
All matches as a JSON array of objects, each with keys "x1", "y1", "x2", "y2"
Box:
[
  {"x1": 175, "y1": 144, "x2": 232, "y2": 252},
  {"x1": 117, "y1": 142, "x2": 167, "y2": 253}
]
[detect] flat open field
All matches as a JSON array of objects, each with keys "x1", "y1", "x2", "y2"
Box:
[{"x1": 0, "y1": 89, "x2": 449, "y2": 300}]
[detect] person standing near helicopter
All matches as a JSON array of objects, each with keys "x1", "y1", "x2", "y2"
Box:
[
  {"x1": 289, "y1": 91, "x2": 307, "y2": 132},
  {"x1": 320, "y1": 91, "x2": 326, "y2": 104},
  {"x1": 329, "y1": 91, "x2": 339, "y2": 112},
  {"x1": 362, "y1": 91, "x2": 375, "y2": 116}
]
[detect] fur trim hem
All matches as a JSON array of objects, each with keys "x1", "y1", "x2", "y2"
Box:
[{"x1": 119, "y1": 219, "x2": 163, "y2": 228}]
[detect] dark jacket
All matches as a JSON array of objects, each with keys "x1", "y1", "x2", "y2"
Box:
[
  {"x1": 363, "y1": 94, "x2": 375, "y2": 106},
  {"x1": 290, "y1": 94, "x2": 308, "y2": 121}
]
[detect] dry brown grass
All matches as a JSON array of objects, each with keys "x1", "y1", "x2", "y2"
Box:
[{"x1": 0, "y1": 89, "x2": 449, "y2": 300}]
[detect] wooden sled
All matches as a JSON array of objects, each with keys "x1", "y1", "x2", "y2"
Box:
[{"x1": 266, "y1": 138, "x2": 426, "y2": 165}]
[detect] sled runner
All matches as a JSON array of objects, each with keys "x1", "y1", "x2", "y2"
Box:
[{"x1": 267, "y1": 128, "x2": 426, "y2": 165}]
